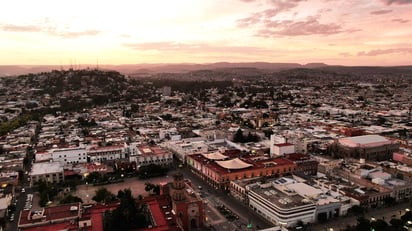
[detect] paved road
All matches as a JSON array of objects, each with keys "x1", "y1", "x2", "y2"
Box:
[
  {"x1": 310, "y1": 203, "x2": 410, "y2": 231},
  {"x1": 5, "y1": 173, "x2": 33, "y2": 231},
  {"x1": 174, "y1": 166, "x2": 273, "y2": 230},
  {"x1": 11, "y1": 164, "x2": 410, "y2": 231}
]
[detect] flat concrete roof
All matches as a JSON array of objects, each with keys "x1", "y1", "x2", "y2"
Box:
[
  {"x1": 30, "y1": 162, "x2": 62, "y2": 176},
  {"x1": 286, "y1": 183, "x2": 323, "y2": 198},
  {"x1": 249, "y1": 182, "x2": 314, "y2": 209},
  {"x1": 338, "y1": 135, "x2": 391, "y2": 148}
]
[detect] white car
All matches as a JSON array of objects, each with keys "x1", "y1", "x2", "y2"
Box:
[{"x1": 21, "y1": 188, "x2": 25, "y2": 193}]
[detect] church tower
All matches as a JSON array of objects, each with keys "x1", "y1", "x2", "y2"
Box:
[{"x1": 171, "y1": 172, "x2": 185, "y2": 201}]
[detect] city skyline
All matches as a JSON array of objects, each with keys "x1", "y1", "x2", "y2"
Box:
[{"x1": 1, "y1": 0, "x2": 412, "y2": 66}]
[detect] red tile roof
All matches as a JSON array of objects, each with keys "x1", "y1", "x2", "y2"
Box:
[
  {"x1": 19, "y1": 203, "x2": 81, "y2": 227},
  {"x1": 274, "y1": 143, "x2": 294, "y2": 147},
  {"x1": 90, "y1": 202, "x2": 120, "y2": 231},
  {"x1": 189, "y1": 153, "x2": 295, "y2": 175}
]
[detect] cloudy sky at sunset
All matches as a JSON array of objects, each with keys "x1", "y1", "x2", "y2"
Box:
[{"x1": 1, "y1": 0, "x2": 411, "y2": 66}]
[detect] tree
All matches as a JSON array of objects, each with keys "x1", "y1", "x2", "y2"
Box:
[
  {"x1": 401, "y1": 211, "x2": 412, "y2": 224},
  {"x1": 370, "y1": 219, "x2": 389, "y2": 231},
  {"x1": 246, "y1": 132, "x2": 259, "y2": 142},
  {"x1": 348, "y1": 205, "x2": 365, "y2": 217},
  {"x1": 92, "y1": 188, "x2": 116, "y2": 204},
  {"x1": 354, "y1": 217, "x2": 370, "y2": 231},
  {"x1": 36, "y1": 180, "x2": 58, "y2": 207},
  {"x1": 144, "y1": 182, "x2": 161, "y2": 195},
  {"x1": 263, "y1": 129, "x2": 274, "y2": 138},
  {"x1": 86, "y1": 171, "x2": 102, "y2": 183},
  {"x1": 233, "y1": 129, "x2": 244, "y2": 143},
  {"x1": 104, "y1": 189, "x2": 149, "y2": 231},
  {"x1": 389, "y1": 218, "x2": 403, "y2": 230},
  {"x1": 60, "y1": 195, "x2": 83, "y2": 204}
]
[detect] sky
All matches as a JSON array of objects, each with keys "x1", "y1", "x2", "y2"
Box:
[{"x1": 0, "y1": 0, "x2": 411, "y2": 66}]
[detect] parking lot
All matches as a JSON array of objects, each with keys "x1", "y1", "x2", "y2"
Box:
[{"x1": 23, "y1": 193, "x2": 33, "y2": 211}]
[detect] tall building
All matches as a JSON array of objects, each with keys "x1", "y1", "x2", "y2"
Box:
[{"x1": 167, "y1": 172, "x2": 204, "y2": 231}]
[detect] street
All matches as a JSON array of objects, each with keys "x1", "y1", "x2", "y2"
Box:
[
  {"x1": 6, "y1": 165, "x2": 411, "y2": 231},
  {"x1": 310, "y1": 202, "x2": 411, "y2": 231},
  {"x1": 175, "y1": 166, "x2": 273, "y2": 230}
]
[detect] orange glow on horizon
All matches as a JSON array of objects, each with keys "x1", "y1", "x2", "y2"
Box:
[{"x1": 0, "y1": 0, "x2": 411, "y2": 66}]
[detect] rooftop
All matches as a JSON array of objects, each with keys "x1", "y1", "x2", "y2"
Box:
[
  {"x1": 201, "y1": 151, "x2": 228, "y2": 160},
  {"x1": 274, "y1": 143, "x2": 294, "y2": 147},
  {"x1": 189, "y1": 153, "x2": 294, "y2": 175},
  {"x1": 19, "y1": 202, "x2": 81, "y2": 228},
  {"x1": 249, "y1": 181, "x2": 315, "y2": 209},
  {"x1": 216, "y1": 158, "x2": 253, "y2": 170},
  {"x1": 338, "y1": 135, "x2": 392, "y2": 148},
  {"x1": 30, "y1": 162, "x2": 62, "y2": 176}
]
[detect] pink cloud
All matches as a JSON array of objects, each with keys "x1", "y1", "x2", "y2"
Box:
[
  {"x1": 357, "y1": 48, "x2": 412, "y2": 56},
  {"x1": 237, "y1": 0, "x2": 306, "y2": 27},
  {"x1": 370, "y1": 9, "x2": 393, "y2": 14},
  {"x1": 339, "y1": 52, "x2": 352, "y2": 57},
  {"x1": 258, "y1": 16, "x2": 343, "y2": 36},
  {"x1": 0, "y1": 22, "x2": 100, "y2": 38},
  {"x1": 381, "y1": 0, "x2": 412, "y2": 4},
  {"x1": 50, "y1": 30, "x2": 100, "y2": 38},
  {"x1": 392, "y1": 18, "x2": 409, "y2": 23},
  {"x1": 0, "y1": 24, "x2": 42, "y2": 32}
]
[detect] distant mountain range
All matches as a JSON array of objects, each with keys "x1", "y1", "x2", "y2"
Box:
[
  {"x1": 0, "y1": 62, "x2": 411, "y2": 76},
  {"x1": 0, "y1": 62, "x2": 326, "y2": 76}
]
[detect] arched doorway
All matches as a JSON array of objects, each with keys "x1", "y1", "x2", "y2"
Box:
[{"x1": 190, "y1": 218, "x2": 197, "y2": 229}]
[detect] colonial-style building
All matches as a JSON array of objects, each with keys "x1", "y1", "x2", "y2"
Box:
[{"x1": 187, "y1": 150, "x2": 296, "y2": 190}]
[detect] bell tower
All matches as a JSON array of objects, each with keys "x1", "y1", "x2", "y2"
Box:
[{"x1": 171, "y1": 172, "x2": 185, "y2": 201}]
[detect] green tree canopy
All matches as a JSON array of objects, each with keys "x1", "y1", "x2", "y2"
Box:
[
  {"x1": 92, "y1": 188, "x2": 116, "y2": 204},
  {"x1": 104, "y1": 189, "x2": 148, "y2": 231},
  {"x1": 60, "y1": 195, "x2": 83, "y2": 204}
]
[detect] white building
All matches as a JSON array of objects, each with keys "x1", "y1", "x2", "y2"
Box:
[
  {"x1": 238, "y1": 176, "x2": 354, "y2": 227},
  {"x1": 162, "y1": 138, "x2": 208, "y2": 163},
  {"x1": 51, "y1": 147, "x2": 87, "y2": 165},
  {"x1": 29, "y1": 162, "x2": 64, "y2": 186},
  {"x1": 271, "y1": 143, "x2": 295, "y2": 157},
  {"x1": 129, "y1": 145, "x2": 173, "y2": 168},
  {"x1": 87, "y1": 144, "x2": 126, "y2": 163},
  {"x1": 247, "y1": 178, "x2": 316, "y2": 227}
]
